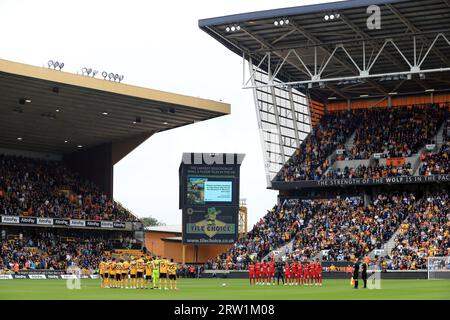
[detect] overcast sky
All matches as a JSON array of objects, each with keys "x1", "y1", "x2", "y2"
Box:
[{"x1": 0, "y1": 0, "x2": 334, "y2": 228}]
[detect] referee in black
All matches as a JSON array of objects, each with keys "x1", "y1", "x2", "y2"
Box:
[
  {"x1": 361, "y1": 260, "x2": 368, "y2": 288},
  {"x1": 353, "y1": 259, "x2": 360, "y2": 289},
  {"x1": 275, "y1": 259, "x2": 285, "y2": 285}
]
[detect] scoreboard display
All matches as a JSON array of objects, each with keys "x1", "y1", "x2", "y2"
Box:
[{"x1": 179, "y1": 153, "x2": 244, "y2": 245}]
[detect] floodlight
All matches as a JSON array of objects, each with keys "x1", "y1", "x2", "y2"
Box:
[
  {"x1": 226, "y1": 27, "x2": 230, "y2": 32},
  {"x1": 231, "y1": 26, "x2": 236, "y2": 32},
  {"x1": 324, "y1": 15, "x2": 329, "y2": 21},
  {"x1": 92, "y1": 70, "x2": 98, "y2": 77},
  {"x1": 274, "y1": 20, "x2": 279, "y2": 26},
  {"x1": 108, "y1": 73, "x2": 114, "y2": 80},
  {"x1": 102, "y1": 71, "x2": 108, "y2": 79},
  {"x1": 48, "y1": 60, "x2": 54, "y2": 68}
]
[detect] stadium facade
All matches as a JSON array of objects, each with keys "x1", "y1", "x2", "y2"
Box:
[{"x1": 199, "y1": 0, "x2": 450, "y2": 276}]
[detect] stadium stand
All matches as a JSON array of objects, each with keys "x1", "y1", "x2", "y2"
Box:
[
  {"x1": 419, "y1": 117, "x2": 450, "y2": 176},
  {"x1": 276, "y1": 104, "x2": 447, "y2": 182},
  {"x1": 350, "y1": 105, "x2": 444, "y2": 160},
  {"x1": 0, "y1": 232, "x2": 112, "y2": 271},
  {"x1": 211, "y1": 199, "x2": 317, "y2": 270},
  {"x1": 276, "y1": 110, "x2": 359, "y2": 182},
  {"x1": 290, "y1": 194, "x2": 413, "y2": 262},
  {"x1": 325, "y1": 162, "x2": 413, "y2": 179},
  {"x1": 0, "y1": 154, "x2": 138, "y2": 222}
]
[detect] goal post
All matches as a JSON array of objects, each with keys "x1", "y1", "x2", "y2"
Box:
[{"x1": 427, "y1": 256, "x2": 450, "y2": 280}]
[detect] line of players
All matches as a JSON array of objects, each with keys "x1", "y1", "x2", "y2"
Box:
[
  {"x1": 249, "y1": 258, "x2": 323, "y2": 286},
  {"x1": 99, "y1": 255, "x2": 178, "y2": 290}
]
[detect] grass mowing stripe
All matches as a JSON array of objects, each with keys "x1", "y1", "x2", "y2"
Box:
[{"x1": 0, "y1": 279, "x2": 449, "y2": 300}]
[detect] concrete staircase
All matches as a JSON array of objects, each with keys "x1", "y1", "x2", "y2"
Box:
[
  {"x1": 262, "y1": 238, "x2": 295, "y2": 262},
  {"x1": 435, "y1": 123, "x2": 446, "y2": 149},
  {"x1": 368, "y1": 217, "x2": 407, "y2": 259},
  {"x1": 344, "y1": 131, "x2": 357, "y2": 151},
  {"x1": 324, "y1": 131, "x2": 358, "y2": 176}
]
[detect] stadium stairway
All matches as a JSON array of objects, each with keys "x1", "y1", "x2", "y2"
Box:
[
  {"x1": 262, "y1": 238, "x2": 295, "y2": 262},
  {"x1": 435, "y1": 122, "x2": 446, "y2": 149},
  {"x1": 368, "y1": 216, "x2": 408, "y2": 259},
  {"x1": 323, "y1": 130, "x2": 359, "y2": 176},
  {"x1": 344, "y1": 131, "x2": 357, "y2": 151}
]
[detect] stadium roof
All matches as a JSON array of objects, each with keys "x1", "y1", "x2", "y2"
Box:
[
  {"x1": 199, "y1": 0, "x2": 450, "y2": 102},
  {"x1": 0, "y1": 59, "x2": 230, "y2": 156}
]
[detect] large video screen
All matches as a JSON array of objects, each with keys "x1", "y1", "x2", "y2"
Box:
[
  {"x1": 180, "y1": 162, "x2": 240, "y2": 208},
  {"x1": 187, "y1": 178, "x2": 232, "y2": 205},
  {"x1": 179, "y1": 153, "x2": 244, "y2": 245}
]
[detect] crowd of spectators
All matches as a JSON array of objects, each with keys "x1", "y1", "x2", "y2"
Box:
[
  {"x1": 0, "y1": 154, "x2": 138, "y2": 222},
  {"x1": 290, "y1": 194, "x2": 413, "y2": 262},
  {"x1": 209, "y1": 199, "x2": 320, "y2": 270},
  {"x1": 276, "y1": 104, "x2": 446, "y2": 182},
  {"x1": 0, "y1": 232, "x2": 115, "y2": 272},
  {"x1": 325, "y1": 162, "x2": 413, "y2": 180},
  {"x1": 209, "y1": 192, "x2": 450, "y2": 270},
  {"x1": 419, "y1": 118, "x2": 450, "y2": 176},
  {"x1": 350, "y1": 105, "x2": 444, "y2": 160},
  {"x1": 387, "y1": 192, "x2": 449, "y2": 270},
  {"x1": 419, "y1": 143, "x2": 450, "y2": 176},
  {"x1": 276, "y1": 110, "x2": 359, "y2": 182}
]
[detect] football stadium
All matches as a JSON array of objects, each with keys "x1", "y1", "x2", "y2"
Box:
[{"x1": 1, "y1": 0, "x2": 450, "y2": 303}]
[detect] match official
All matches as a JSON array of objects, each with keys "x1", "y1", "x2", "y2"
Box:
[
  {"x1": 361, "y1": 261, "x2": 368, "y2": 289},
  {"x1": 353, "y1": 259, "x2": 360, "y2": 289}
]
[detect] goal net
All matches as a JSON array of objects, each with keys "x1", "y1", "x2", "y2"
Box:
[{"x1": 427, "y1": 256, "x2": 450, "y2": 280}]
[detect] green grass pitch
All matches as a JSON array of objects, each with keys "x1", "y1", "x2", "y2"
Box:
[{"x1": 0, "y1": 278, "x2": 449, "y2": 300}]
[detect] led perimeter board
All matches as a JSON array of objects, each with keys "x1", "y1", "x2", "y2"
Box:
[{"x1": 179, "y1": 153, "x2": 244, "y2": 245}]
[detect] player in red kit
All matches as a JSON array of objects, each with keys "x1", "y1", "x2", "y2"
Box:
[
  {"x1": 284, "y1": 261, "x2": 291, "y2": 286},
  {"x1": 298, "y1": 261, "x2": 303, "y2": 286},
  {"x1": 315, "y1": 259, "x2": 323, "y2": 286},
  {"x1": 303, "y1": 261, "x2": 310, "y2": 285},
  {"x1": 255, "y1": 261, "x2": 261, "y2": 285},
  {"x1": 269, "y1": 259, "x2": 276, "y2": 286},
  {"x1": 291, "y1": 261, "x2": 298, "y2": 286},
  {"x1": 310, "y1": 261, "x2": 316, "y2": 286},
  {"x1": 249, "y1": 262, "x2": 256, "y2": 285},
  {"x1": 262, "y1": 261, "x2": 270, "y2": 285}
]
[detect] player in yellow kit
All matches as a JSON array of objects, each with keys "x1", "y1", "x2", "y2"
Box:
[
  {"x1": 159, "y1": 257, "x2": 169, "y2": 290},
  {"x1": 99, "y1": 258, "x2": 106, "y2": 288},
  {"x1": 129, "y1": 257, "x2": 137, "y2": 289},
  {"x1": 167, "y1": 259, "x2": 178, "y2": 290},
  {"x1": 109, "y1": 258, "x2": 117, "y2": 288},
  {"x1": 136, "y1": 256, "x2": 145, "y2": 289},
  {"x1": 104, "y1": 259, "x2": 111, "y2": 288},
  {"x1": 122, "y1": 259, "x2": 130, "y2": 289},
  {"x1": 115, "y1": 259, "x2": 123, "y2": 288},
  {"x1": 145, "y1": 258, "x2": 153, "y2": 289}
]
